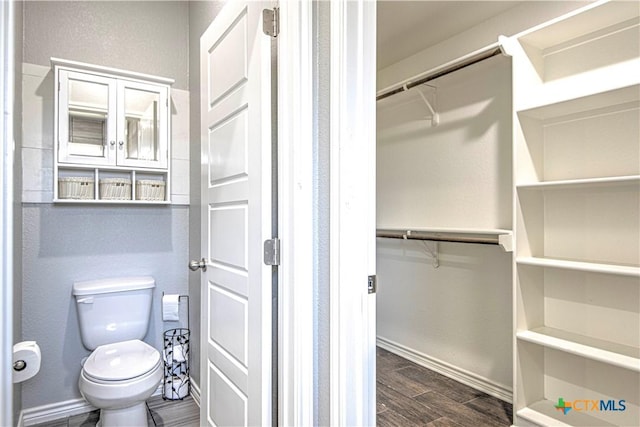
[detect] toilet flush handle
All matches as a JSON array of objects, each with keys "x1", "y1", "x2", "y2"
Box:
[{"x1": 76, "y1": 297, "x2": 94, "y2": 304}]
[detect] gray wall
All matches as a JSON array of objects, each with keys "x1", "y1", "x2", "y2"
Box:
[
  {"x1": 315, "y1": 2, "x2": 331, "y2": 425},
  {"x1": 21, "y1": 205, "x2": 189, "y2": 408},
  {"x1": 23, "y1": 1, "x2": 189, "y2": 90},
  {"x1": 187, "y1": 1, "x2": 224, "y2": 391},
  {"x1": 20, "y1": 1, "x2": 190, "y2": 409}
]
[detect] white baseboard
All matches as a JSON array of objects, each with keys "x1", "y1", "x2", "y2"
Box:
[
  {"x1": 21, "y1": 398, "x2": 95, "y2": 427},
  {"x1": 190, "y1": 376, "x2": 201, "y2": 407},
  {"x1": 20, "y1": 384, "x2": 164, "y2": 426},
  {"x1": 377, "y1": 336, "x2": 513, "y2": 403}
]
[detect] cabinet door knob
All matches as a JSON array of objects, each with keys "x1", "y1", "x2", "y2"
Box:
[
  {"x1": 118, "y1": 141, "x2": 124, "y2": 149},
  {"x1": 109, "y1": 140, "x2": 116, "y2": 148}
]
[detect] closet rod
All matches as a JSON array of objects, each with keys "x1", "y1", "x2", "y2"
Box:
[
  {"x1": 376, "y1": 45, "x2": 504, "y2": 102},
  {"x1": 376, "y1": 229, "x2": 501, "y2": 246}
]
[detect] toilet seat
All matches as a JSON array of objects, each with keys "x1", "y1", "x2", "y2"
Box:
[{"x1": 83, "y1": 339, "x2": 160, "y2": 382}]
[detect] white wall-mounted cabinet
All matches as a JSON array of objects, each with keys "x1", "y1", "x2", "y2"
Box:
[
  {"x1": 53, "y1": 58, "x2": 174, "y2": 203},
  {"x1": 507, "y1": 1, "x2": 640, "y2": 425}
]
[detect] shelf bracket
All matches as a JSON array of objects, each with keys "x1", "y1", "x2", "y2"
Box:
[
  {"x1": 411, "y1": 84, "x2": 439, "y2": 127},
  {"x1": 421, "y1": 240, "x2": 439, "y2": 268},
  {"x1": 498, "y1": 233, "x2": 513, "y2": 252}
]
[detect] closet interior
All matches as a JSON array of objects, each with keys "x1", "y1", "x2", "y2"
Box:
[
  {"x1": 376, "y1": 2, "x2": 515, "y2": 424},
  {"x1": 375, "y1": 1, "x2": 639, "y2": 426}
]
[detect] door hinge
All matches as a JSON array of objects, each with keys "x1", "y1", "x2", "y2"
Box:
[
  {"x1": 262, "y1": 7, "x2": 279, "y2": 37},
  {"x1": 368, "y1": 275, "x2": 377, "y2": 294},
  {"x1": 264, "y1": 238, "x2": 281, "y2": 266}
]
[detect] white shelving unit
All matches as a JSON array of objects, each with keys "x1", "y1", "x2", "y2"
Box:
[
  {"x1": 507, "y1": 1, "x2": 640, "y2": 425},
  {"x1": 56, "y1": 165, "x2": 170, "y2": 205},
  {"x1": 52, "y1": 58, "x2": 173, "y2": 204}
]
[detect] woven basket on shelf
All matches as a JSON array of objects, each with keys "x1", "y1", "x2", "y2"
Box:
[
  {"x1": 99, "y1": 178, "x2": 132, "y2": 200},
  {"x1": 136, "y1": 180, "x2": 166, "y2": 201},
  {"x1": 58, "y1": 177, "x2": 95, "y2": 199}
]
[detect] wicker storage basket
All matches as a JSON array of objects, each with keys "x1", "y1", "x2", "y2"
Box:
[
  {"x1": 58, "y1": 177, "x2": 95, "y2": 199},
  {"x1": 99, "y1": 178, "x2": 132, "y2": 200},
  {"x1": 136, "y1": 180, "x2": 166, "y2": 201}
]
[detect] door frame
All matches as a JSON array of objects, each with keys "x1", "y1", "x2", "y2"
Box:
[
  {"x1": 277, "y1": 0, "x2": 377, "y2": 425},
  {"x1": 277, "y1": 1, "x2": 315, "y2": 426},
  {"x1": 328, "y1": 0, "x2": 377, "y2": 425},
  {"x1": 1, "y1": 0, "x2": 16, "y2": 425}
]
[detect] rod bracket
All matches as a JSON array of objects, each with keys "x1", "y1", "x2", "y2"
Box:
[{"x1": 415, "y1": 85, "x2": 439, "y2": 126}]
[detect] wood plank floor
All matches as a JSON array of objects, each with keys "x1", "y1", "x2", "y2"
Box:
[
  {"x1": 32, "y1": 349, "x2": 511, "y2": 427},
  {"x1": 377, "y1": 347, "x2": 513, "y2": 427}
]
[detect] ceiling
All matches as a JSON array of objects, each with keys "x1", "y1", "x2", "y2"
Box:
[{"x1": 377, "y1": 1, "x2": 520, "y2": 69}]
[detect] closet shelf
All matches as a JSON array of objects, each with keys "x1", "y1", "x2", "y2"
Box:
[
  {"x1": 376, "y1": 227, "x2": 512, "y2": 251},
  {"x1": 505, "y1": 0, "x2": 640, "y2": 113},
  {"x1": 516, "y1": 175, "x2": 640, "y2": 191},
  {"x1": 514, "y1": 62, "x2": 640, "y2": 113},
  {"x1": 515, "y1": 1, "x2": 639, "y2": 51},
  {"x1": 517, "y1": 83, "x2": 640, "y2": 120},
  {"x1": 517, "y1": 400, "x2": 616, "y2": 427},
  {"x1": 517, "y1": 327, "x2": 640, "y2": 372},
  {"x1": 516, "y1": 257, "x2": 640, "y2": 277}
]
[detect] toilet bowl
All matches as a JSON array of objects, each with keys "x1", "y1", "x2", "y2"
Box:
[
  {"x1": 73, "y1": 276, "x2": 160, "y2": 426},
  {"x1": 79, "y1": 339, "x2": 162, "y2": 426}
]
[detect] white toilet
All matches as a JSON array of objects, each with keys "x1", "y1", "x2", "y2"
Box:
[{"x1": 73, "y1": 276, "x2": 162, "y2": 427}]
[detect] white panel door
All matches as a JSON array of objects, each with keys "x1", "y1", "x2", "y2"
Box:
[{"x1": 200, "y1": 1, "x2": 273, "y2": 426}]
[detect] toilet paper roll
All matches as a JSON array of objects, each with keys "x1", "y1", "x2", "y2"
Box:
[
  {"x1": 162, "y1": 294, "x2": 180, "y2": 321},
  {"x1": 164, "y1": 375, "x2": 189, "y2": 400},
  {"x1": 13, "y1": 341, "x2": 41, "y2": 383},
  {"x1": 163, "y1": 344, "x2": 187, "y2": 364}
]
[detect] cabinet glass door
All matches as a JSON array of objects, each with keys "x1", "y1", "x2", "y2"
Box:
[
  {"x1": 117, "y1": 81, "x2": 168, "y2": 169},
  {"x1": 58, "y1": 71, "x2": 117, "y2": 165}
]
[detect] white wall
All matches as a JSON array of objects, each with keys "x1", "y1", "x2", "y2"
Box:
[
  {"x1": 19, "y1": 1, "x2": 191, "y2": 410},
  {"x1": 376, "y1": 55, "x2": 513, "y2": 396},
  {"x1": 377, "y1": 56, "x2": 512, "y2": 230},
  {"x1": 377, "y1": 240, "x2": 513, "y2": 391}
]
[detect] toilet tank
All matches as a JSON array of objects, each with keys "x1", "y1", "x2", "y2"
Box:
[{"x1": 73, "y1": 276, "x2": 155, "y2": 350}]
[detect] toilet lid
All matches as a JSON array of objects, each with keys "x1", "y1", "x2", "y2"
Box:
[{"x1": 84, "y1": 339, "x2": 160, "y2": 381}]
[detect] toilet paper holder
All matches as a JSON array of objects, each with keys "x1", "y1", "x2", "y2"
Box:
[
  {"x1": 161, "y1": 293, "x2": 191, "y2": 401},
  {"x1": 13, "y1": 360, "x2": 27, "y2": 372},
  {"x1": 13, "y1": 341, "x2": 41, "y2": 383},
  {"x1": 161, "y1": 292, "x2": 189, "y2": 331}
]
